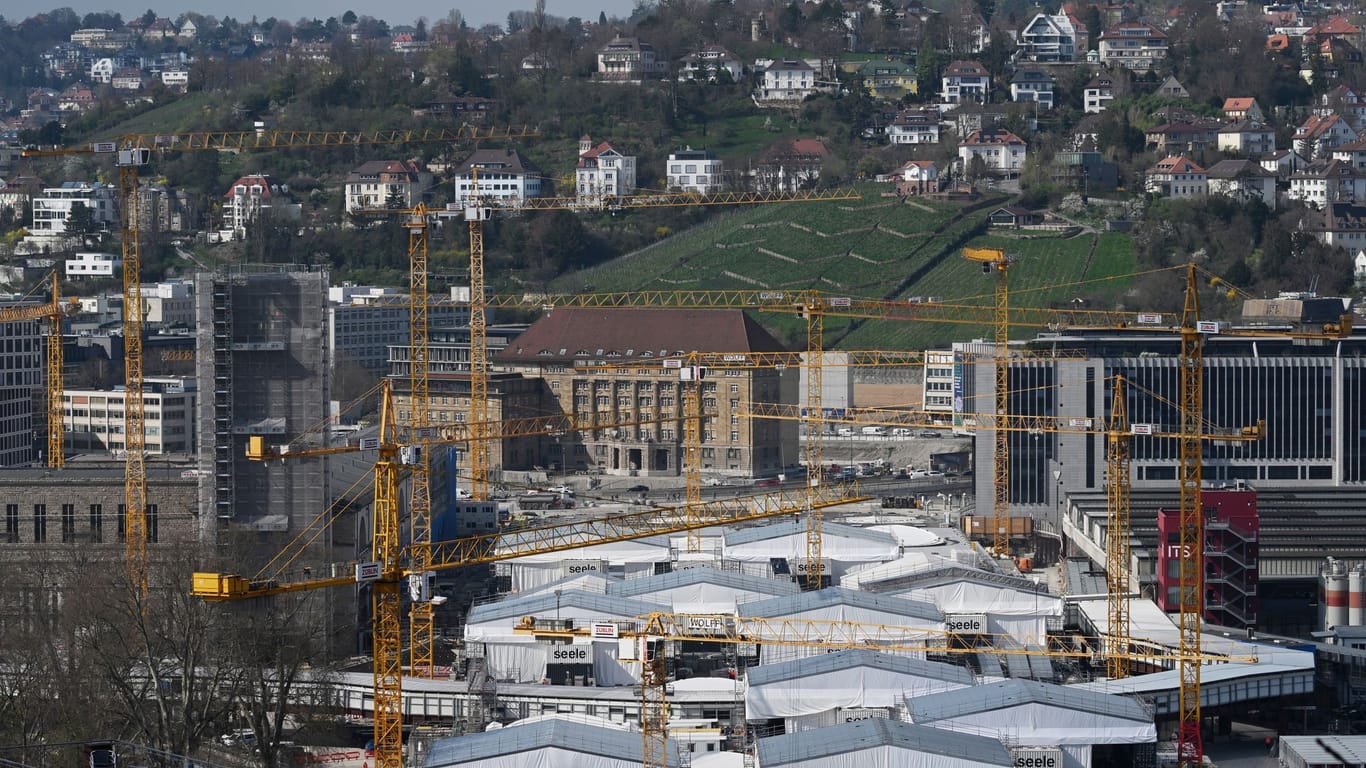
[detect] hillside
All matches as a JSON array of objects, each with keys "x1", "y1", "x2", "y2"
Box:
[{"x1": 550, "y1": 185, "x2": 1137, "y2": 350}]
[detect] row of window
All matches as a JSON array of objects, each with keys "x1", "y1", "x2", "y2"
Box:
[{"x1": 3, "y1": 503, "x2": 158, "y2": 544}]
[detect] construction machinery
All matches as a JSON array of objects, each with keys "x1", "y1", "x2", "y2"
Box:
[
  {"x1": 962, "y1": 247, "x2": 1013, "y2": 558},
  {"x1": 23, "y1": 125, "x2": 535, "y2": 594},
  {"x1": 195, "y1": 378, "x2": 868, "y2": 768},
  {"x1": 0, "y1": 272, "x2": 79, "y2": 468}
]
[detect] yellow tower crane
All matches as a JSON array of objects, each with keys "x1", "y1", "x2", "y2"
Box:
[
  {"x1": 193, "y1": 379, "x2": 869, "y2": 768},
  {"x1": 961, "y1": 247, "x2": 1013, "y2": 558},
  {"x1": 23, "y1": 125, "x2": 535, "y2": 593},
  {"x1": 0, "y1": 272, "x2": 80, "y2": 467}
]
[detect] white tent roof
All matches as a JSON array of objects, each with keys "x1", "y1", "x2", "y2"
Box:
[
  {"x1": 864, "y1": 563, "x2": 1063, "y2": 617},
  {"x1": 904, "y1": 679, "x2": 1156, "y2": 746},
  {"x1": 868, "y1": 524, "x2": 946, "y2": 547},
  {"x1": 520, "y1": 571, "x2": 615, "y2": 597},
  {"x1": 607, "y1": 566, "x2": 798, "y2": 613},
  {"x1": 745, "y1": 649, "x2": 974, "y2": 718},
  {"x1": 689, "y1": 753, "x2": 746, "y2": 768},
  {"x1": 424, "y1": 717, "x2": 682, "y2": 768},
  {"x1": 757, "y1": 718, "x2": 1013, "y2": 768},
  {"x1": 723, "y1": 520, "x2": 899, "y2": 563},
  {"x1": 739, "y1": 587, "x2": 943, "y2": 626}
]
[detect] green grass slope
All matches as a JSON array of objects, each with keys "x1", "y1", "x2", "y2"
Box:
[{"x1": 551, "y1": 185, "x2": 1137, "y2": 350}]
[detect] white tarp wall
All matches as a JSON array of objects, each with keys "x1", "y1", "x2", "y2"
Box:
[
  {"x1": 500, "y1": 539, "x2": 671, "y2": 592},
  {"x1": 764, "y1": 744, "x2": 997, "y2": 768},
  {"x1": 785, "y1": 707, "x2": 893, "y2": 733},
  {"x1": 746, "y1": 667, "x2": 969, "y2": 719},
  {"x1": 916, "y1": 703, "x2": 1155, "y2": 746},
  {"x1": 470, "y1": 637, "x2": 642, "y2": 686},
  {"x1": 737, "y1": 600, "x2": 944, "y2": 664},
  {"x1": 885, "y1": 582, "x2": 1061, "y2": 644},
  {"x1": 622, "y1": 582, "x2": 787, "y2": 614}
]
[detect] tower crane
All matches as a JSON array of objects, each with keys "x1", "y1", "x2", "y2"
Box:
[
  {"x1": 23, "y1": 125, "x2": 536, "y2": 594},
  {"x1": 195, "y1": 378, "x2": 869, "y2": 768},
  {"x1": 0, "y1": 271, "x2": 80, "y2": 468},
  {"x1": 514, "y1": 610, "x2": 1258, "y2": 768},
  {"x1": 962, "y1": 247, "x2": 1012, "y2": 558},
  {"x1": 349, "y1": 203, "x2": 444, "y2": 679}
]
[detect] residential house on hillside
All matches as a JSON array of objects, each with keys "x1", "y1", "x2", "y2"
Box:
[
  {"x1": 1145, "y1": 156, "x2": 1207, "y2": 199},
  {"x1": 1010, "y1": 70, "x2": 1055, "y2": 109},
  {"x1": 959, "y1": 128, "x2": 1028, "y2": 174},
  {"x1": 427, "y1": 96, "x2": 496, "y2": 123},
  {"x1": 754, "y1": 138, "x2": 827, "y2": 192},
  {"x1": 1289, "y1": 159, "x2": 1366, "y2": 208},
  {"x1": 1295, "y1": 113, "x2": 1359, "y2": 159},
  {"x1": 576, "y1": 135, "x2": 637, "y2": 202},
  {"x1": 30, "y1": 181, "x2": 119, "y2": 237},
  {"x1": 343, "y1": 160, "x2": 431, "y2": 214},
  {"x1": 596, "y1": 36, "x2": 666, "y2": 82},
  {"x1": 1261, "y1": 149, "x2": 1306, "y2": 179},
  {"x1": 111, "y1": 68, "x2": 145, "y2": 91},
  {"x1": 856, "y1": 58, "x2": 918, "y2": 100},
  {"x1": 1018, "y1": 10, "x2": 1082, "y2": 62},
  {"x1": 941, "y1": 60, "x2": 990, "y2": 104},
  {"x1": 1146, "y1": 120, "x2": 1224, "y2": 157},
  {"x1": 221, "y1": 174, "x2": 299, "y2": 239},
  {"x1": 1318, "y1": 85, "x2": 1366, "y2": 129},
  {"x1": 1206, "y1": 159, "x2": 1277, "y2": 208},
  {"x1": 452, "y1": 149, "x2": 544, "y2": 205},
  {"x1": 1310, "y1": 37, "x2": 1365, "y2": 82},
  {"x1": 1156, "y1": 75, "x2": 1190, "y2": 99},
  {"x1": 667, "y1": 147, "x2": 724, "y2": 194},
  {"x1": 1333, "y1": 137, "x2": 1366, "y2": 169},
  {"x1": 1222, "y1": 98, "x2": 1265, "y2": 122},
  {"x1": 1306, "y1": 15, "x2": 1366, "y2": 51},
  {"x1": 886, "y1": 108, "x2": 941, "y2": 144},
  {"x1": 1217, "y1": 120, "x2": 1277, "y2": 156},
  {"x1": 678, "y1": 45, "x2": 744, "y2": 83},
  {"x1": 757, "y1": 59, "x2": 823, "y2": 102},
  {"x1": 1302, "y1": 201, "x2": 1366, "y2": 247},
  {"x1": 1098, "y1": 22, "x2": 1168, "y2": 70},
  {"x1": 895, "y1": 159, "x2": 940, "y2": 195},
  {"x1": 1084, "y1": 75, "x2": 1117, "y2": 113}
]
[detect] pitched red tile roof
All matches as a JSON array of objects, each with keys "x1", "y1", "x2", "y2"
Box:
[{"x1": 496, "y1": 308, "x2": 788, "y2": 363}]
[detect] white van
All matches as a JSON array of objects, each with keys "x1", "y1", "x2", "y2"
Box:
[
  {"x1": 861, "y1": 426, "x2": 887, "y2": 436},
  {"x1": 836, "y1": 428, "x2": 855, "y2": 437}
]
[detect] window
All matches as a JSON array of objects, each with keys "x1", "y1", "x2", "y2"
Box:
[
  {"x1": 61, "y1": 504, "x2": 75, "y2": 543},
  {"x1": 90, "y1": 504, "x2": 103, "y2": 543},
  {"x1": 117, "y1": 504, "x2": 126, "y2": 543},
  {"x1": 4, "y1": 504, "x2": 16, "y2": 543},
  {"x1": 148, "y1": 504, "x2": 158, "y2": 543},
  {"x1": 33, "y1": 505, "x2": 46, "y2": 543},
  {"x1": 730, "y1": 431, "x2": 739, "y2": 442}
]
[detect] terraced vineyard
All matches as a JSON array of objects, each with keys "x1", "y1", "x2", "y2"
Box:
[{"x1": 551, "y1": 185, "x2": 1137, "y2": 350}]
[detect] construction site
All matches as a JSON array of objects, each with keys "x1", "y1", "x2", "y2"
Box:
[{"x1": 4, "y1": 131, "x2": 1366, "y2": 768}]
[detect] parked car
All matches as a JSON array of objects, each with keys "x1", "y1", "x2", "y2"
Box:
[
  {"x1": 628, "y1": 484, "x2": 649, "y2": 493},
  {"x1": 545, "y1": 485, "x2": 573, "y2": 495},
  {"x1": 756, "y1": 478, "x2": 780, "y2": 487}
]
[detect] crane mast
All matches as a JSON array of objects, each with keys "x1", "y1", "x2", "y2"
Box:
[
  {"x1": 406, "y1": 207, "x2": 435, "y2": 678},
  {"x1": 119, "y1": 160, "x2": 149, "y2": 594},
  {"x1": 1177, "y1": 265, "x2": 1204, "y2": 765},
  {"x1": 1106, "y1": 375, "x2": 1133, "y2": 680}
]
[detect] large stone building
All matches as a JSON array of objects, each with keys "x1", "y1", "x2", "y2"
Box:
[
  {"x1": 496, "y1": 308, "x2": 798, "y2": 478},
  {"x1": 0, "y1": 302, "x2": 44, "y2": 467}
]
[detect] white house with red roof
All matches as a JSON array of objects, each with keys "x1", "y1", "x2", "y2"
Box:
[
  {"x1": 1295, "y1": 113, "x2": 1359, "y2": 159},
  {"x1": 896, "y1": 159, "x2": 940, "y2": 195},
  {"x1": 575, "y1": 135, "x2": 637, "y2": 202},
  {"x1": 221, "y1": 174, "x2": 300, "y2": 240},
  {"x1": 959, "y1": 128, "x2": 1027, "y2": 174},
  {"x1": 1145, "y1": 156, "x2": 1207, "y2": 199},
  {"x1": 1222, "y1": 98, "x2": 1264, "y2": 122}
]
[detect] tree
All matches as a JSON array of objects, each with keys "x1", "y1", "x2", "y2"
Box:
[
  {"x1": 64, "y1": 202, "x2": 98, "y2": 241},
  {"x1": 341, "y1": 9, "x2": 357, "y2": 25}
]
